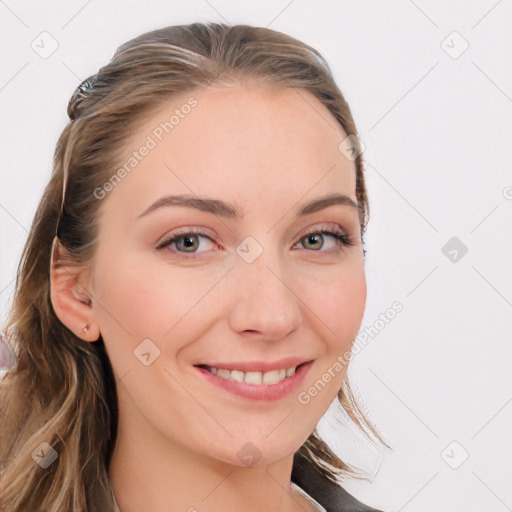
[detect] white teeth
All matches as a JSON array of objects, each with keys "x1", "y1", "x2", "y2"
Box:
[
  {"x1": 286, "y1": 366, "x2": 296, "y2": 377},
  {"x1": 217, "y1": 369, "x2": 231, "y2": 379},
  {"x1": 230, "y1": 370, "x2": 245, "y2": 383},
  {"x1": 245, "y1": 371, "x2": 263, "y2": 385},
  {"x1": 217, "y1": 368, "x2": 231, "y2": 379},
  {"x1": 206, "y1": 365, "x2": 299, "y2": 385},
  {"x1": 263, "y1": 370, "x2": 281, "y2": 385}
]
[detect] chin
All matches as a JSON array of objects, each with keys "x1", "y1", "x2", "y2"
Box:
[{"x1": 208, "y1": 438, "x2": 300, "y2": 468}]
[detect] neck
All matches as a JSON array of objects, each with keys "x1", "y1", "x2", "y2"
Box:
[{"x1": 108, "y1": 407, "x2": 308, "y2": 512}]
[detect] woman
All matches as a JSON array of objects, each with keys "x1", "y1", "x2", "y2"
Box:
[{"x1": 0, "y1": 22, "x2": 389, "y2": 511}]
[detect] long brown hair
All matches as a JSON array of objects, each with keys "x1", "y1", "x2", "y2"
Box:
[{"x1": 0, "y1": 22, "x2": 389, "y2": 511}]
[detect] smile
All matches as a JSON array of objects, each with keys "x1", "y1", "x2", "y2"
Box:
[
  {"x1": 194, "y1": 360, "x2": 314, "y2": 401},
  {"x1": 199, "y1": 364, "x2": 299, "y2": 385}
]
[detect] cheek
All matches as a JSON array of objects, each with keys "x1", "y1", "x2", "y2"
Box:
[
  {"x1": 297, "y1": 261, "x2": 367, "y2": 347},
  {"x1": 90, "y1": 252, "x2": 222, "y2": 354},
  {"x1": 294, "y1": 268, "x2": 366, "y2": 419},
  {"x1": 284, "y1": 260, "x2": 366, "y2": 411}
]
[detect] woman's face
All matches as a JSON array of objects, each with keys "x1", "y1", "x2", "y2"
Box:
[{"x1": 88, "y1": 85, "x2": 366, "y2": 466}]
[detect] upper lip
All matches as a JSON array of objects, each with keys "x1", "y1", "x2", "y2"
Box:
[{"x1": 195, "y1": 357, "x2": 314, "y2": 373}]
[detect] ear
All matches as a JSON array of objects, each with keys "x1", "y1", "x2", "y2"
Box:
[{"x1": 49, "y1": 237, "x2": 100, "y2": 342}]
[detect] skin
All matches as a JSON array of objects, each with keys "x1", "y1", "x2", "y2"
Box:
[{"x1": 51, "y1": 84, "x2": 367, "y2": 512}]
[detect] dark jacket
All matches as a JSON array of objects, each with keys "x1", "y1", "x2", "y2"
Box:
[{"x1": 291, "y1": 455, "x2": 385, "y2": 512}]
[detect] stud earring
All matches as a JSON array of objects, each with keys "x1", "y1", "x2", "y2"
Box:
[{"x1": 83, "y1": 325, "x2": 89, "y2": 334}]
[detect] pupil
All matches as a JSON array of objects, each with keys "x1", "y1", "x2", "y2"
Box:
[
  {"x1": 180, "y1": 236, "x2": 197, "y2": 251},
  {"x1": 305, "y1": 234, "x2": 322, "y2": 250}
]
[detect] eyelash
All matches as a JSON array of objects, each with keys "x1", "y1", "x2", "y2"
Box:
[{"x1": 156, "y1": 225, "x2": 356, "y2": 257}]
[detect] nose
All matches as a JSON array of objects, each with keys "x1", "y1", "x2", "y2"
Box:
[{"x1": 227, "y1": 253, "x2": 303, "y2": 341}]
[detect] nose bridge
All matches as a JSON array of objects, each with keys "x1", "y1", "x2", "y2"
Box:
[{"x1": 227, "y1": 245, "x2": 302, "y2": 339}]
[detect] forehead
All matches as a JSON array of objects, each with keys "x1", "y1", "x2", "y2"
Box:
[{"x1": 102, "y1": 85, "x2": 357, "y2": 219}]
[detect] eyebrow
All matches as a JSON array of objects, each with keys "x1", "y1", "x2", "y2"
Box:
[{"x1": 137, "y1": 193, "x2": 359, "y2": 219}]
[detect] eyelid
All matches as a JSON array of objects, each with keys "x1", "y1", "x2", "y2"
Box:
[
  {"x1": 155, "y1": 225, "x2": 216, "y2": 249},
  {"x1": 299, "y1": 222, "x2": 347, "y2": 236},
  {"x1": 155, "y1": 221, "x2": 354, "y2": 254},
  {"x1": 292, "y1": 223, "x2": 355, "y2": 250}
]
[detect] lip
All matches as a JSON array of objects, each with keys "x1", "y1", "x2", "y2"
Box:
[
  {"x1": 194, "y1": 357, "x2": 312, "y2": 373},
  {"x1": 194, "y1": 360, "x2": 314, "y2": 401}
]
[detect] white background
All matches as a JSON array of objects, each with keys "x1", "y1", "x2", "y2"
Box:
[{"x1": 1, "y1": 1, "x2": 512, "y2": 511}]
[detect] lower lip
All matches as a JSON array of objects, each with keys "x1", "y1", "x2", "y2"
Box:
[{"x1": 195, "y1": 361, "x2": 313, "y2": 401}]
